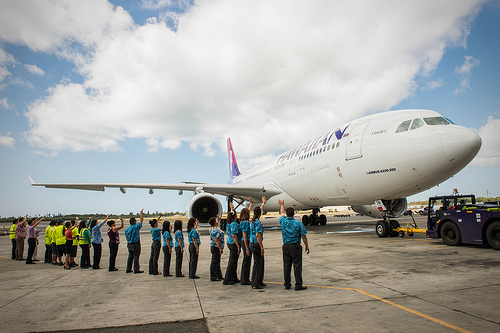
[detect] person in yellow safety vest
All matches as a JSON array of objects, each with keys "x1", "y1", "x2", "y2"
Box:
[
  {"x1": 10, "y1": 219, "x2": 18, "y2": 260},
  {"x1": 70, "y1": 219, "x2": 79, "y2": 267},
  {"x1": 50, "y1": 221, "x2": 58, "y2": 265},
  {"x1": 53, "y1": 220, "x2": 66, "y2": 266},
  {"x1": 44, "y1": 220, "x2": 56, "y2": 263},
  {"x1": 78, "y1": 219, "x2": 92, "y2": 269}
]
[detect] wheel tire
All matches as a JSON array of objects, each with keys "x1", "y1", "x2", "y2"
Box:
[
  {"x1": 319, "y1": 215, "x2": 327, "y2": 225},
  {"x1": 376, "y1": 221, "x2": 390, "y2": 237},
  {"x1": 389, "y1": 220, "x2": 400, "y2": 237},
  {"x1": 485, "y1": 221, "x2": 500, "y2": 250},
  {"x1": 407, "y1": 232, "x2": 414, "y2": 237},
  {"x1": 310, "y1": 214, "x2": 318, "y2": 226},
  {"x1": 441, "y1": 221, "x2": 461, "y2": 246},
  {"x1": 398, "y1": 230, "x2": 405, "y2": 238},
  {"x1": 302, "y1": 215, "x2": 309, "y2": 226}
]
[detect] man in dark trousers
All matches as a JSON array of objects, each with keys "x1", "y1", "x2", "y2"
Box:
[
  {"x1": 278, "y1": 200, "x2": 309, "y2": 291},
  {"x1": 124, "y1": 209, "x2": 144, "y2": 274}
]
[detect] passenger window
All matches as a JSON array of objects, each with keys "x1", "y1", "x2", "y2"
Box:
[
  {"x1": 410, "y1": 118, "x2": 424, "y2": 130},
  {"x1": 424, "y1": 117, "x2": 450, "y2": 125},
  {"x1": 396, "y1": 120, "x2": 411, "y2": 133}
]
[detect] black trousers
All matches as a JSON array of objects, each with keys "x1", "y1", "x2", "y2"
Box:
[
  {"x1": 127, "y1": 243, "x2": 141, "y2": 272},
  {"x1": 162, "y1": 246, "x2": 171, "y2": 276},
  {"x1": 175, "y1": 246, "x2": 183, "y2": 277},
  {"x1": 80, "y1": 244, "x2": 91, "y2": 268},
  {"x1": 240, "y1": 240, "x2": 251, "y2": 283},
  {"x1": 109, "y1": 242, "x2": 119, "y2": 270},
  {"x1": 224, "y1": 243, "x2": 239, "y2": 283},
  {"x1": 44, "y1": 244, "x2": 52, "y2": 263},
  {"x1": 210, "y1": 246, "x2": 223, "y2": 280},
  {"x1": 283, "y1": 243, "x2": 303, "y2": 287},
  {"x1": 149, "y1": 240, "x2": 161, "y2": 274},
  {"x1": 26, "y1": 238, "x2": 36, "y2": 264},
  {"x1": 189, "y1": 243, "x2": 199, "y2": 278},
  {"x1": 11, "y1": 239, "x2": 16, "y2": 259},
  {"x1": 250, "y1": 242, "x2": 265, "y2": 288},
  {"x1": 92, "y1": 243, "x2": 102, "y2": 269}
]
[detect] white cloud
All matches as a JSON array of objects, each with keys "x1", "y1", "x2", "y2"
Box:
[
  {"x1": 16, "y1": 0, "x2": 483, "y2": 162},
  {"x1": 471, "y1": 116, "x2": 500, "y2": 167},
  {"x1": 0, "y1": 97, "x2": 11, "y2": 109},
  {"x1": 24, "y1": 64, "x2": 45, "y2": 76},
  {"x1": 0, "y1": 132, "x2": 15, "y2": 147},
  {"x1": 454, "y1": 55, "x2": 480, "y2": 94}
]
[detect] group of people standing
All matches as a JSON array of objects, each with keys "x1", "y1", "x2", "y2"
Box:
[{"x1": 8, "y1": 197, "x2": 310, "y2": 290}]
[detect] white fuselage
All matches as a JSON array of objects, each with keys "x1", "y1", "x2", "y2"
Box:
[{"x1": 231, "y1": 110, "x2": 481, "y2": 212}]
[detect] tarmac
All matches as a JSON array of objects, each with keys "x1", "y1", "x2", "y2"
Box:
[{"x1": 1, "y1": 215, "x2": 499, "y2": 333}]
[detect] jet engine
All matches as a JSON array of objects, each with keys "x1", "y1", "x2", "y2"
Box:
[
  {"x1": 186, "y1": 193, "x2": 223, "y2": 223},
  {"x1": 352, "y1": 198, "x2": 407, "y2": 218}
]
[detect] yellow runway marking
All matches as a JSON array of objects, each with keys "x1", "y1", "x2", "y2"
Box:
[{"x1": 292, "y1": 283, "x2": 473, "y2": 333}]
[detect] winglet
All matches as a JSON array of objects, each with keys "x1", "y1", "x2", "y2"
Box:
[
  {"x1": 28, "y1": 175, "x2": 36, "y2": 185},
  {"x1": 227, "y1": 138, "x2": 241, "y2": 182}
]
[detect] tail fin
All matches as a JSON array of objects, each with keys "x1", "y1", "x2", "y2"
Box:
[{"x1": 227, "y1": 138, "x2": 241, "y2": 182}]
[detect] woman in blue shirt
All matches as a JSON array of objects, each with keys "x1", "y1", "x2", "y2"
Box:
[
  {"x1": 239, "y1": 197, "x2": 253, "y2": 285},
  {"x1": 223, "y1": 209, "x2": 241, "y2": 285},
  {"x1": 250, "y1": 197, "x2": 266, "y2": 289},
  {"x1": 187, "y1": 218, "x2": 201, "y2": 279},
  {"x1": 209, "y1": 216, "x2": 224, "y2": 281},
  {"x1": 162, "y1": 221, "x2": 173, "y2": 277},
  {"x1": 90, "y1": 215, "x2": 109, "y2": 270},
  {"x1": 174, "y1": 220, "x2": 185, "y2": 277},
  {"x1": 149, "y1": 213, "x2": 163, "y2": 275}
]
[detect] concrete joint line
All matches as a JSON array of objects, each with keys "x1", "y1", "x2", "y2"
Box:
[{"x1": 193, "y1": 279, "x2": 205, "y2": 319}]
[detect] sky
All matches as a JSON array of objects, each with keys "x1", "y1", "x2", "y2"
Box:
[{"x1": 0, "y1": 0, "x2": 499, "y2": 217}]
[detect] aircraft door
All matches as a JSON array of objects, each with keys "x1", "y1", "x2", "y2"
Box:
[{"x1": 346, "y1": 121, "x2": 369, "y2": 160}]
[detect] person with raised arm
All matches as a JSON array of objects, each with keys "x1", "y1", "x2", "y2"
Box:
[
  {"x1": 239, "y1": 197, "x2": 253, "y2": 285},
  {"x1": 26, "y1": 217, "x2": 44, "y2": 264},
  {"x1": 90, "y1": 215, "x2": 110, "y2": 270},
  {"x1": 125, "y1": 209, "x2": 145, "y2": 274},
  {"x1": 279, "y1": 199, "x2": 310, "y2": 291},
  {"x1": 223, "y1": 203, "x2": 242, "y2": 285},
  {"x1": 250, "y1": 197, "x2": 267, "y2": 289},
  {"x1": 149, "y1": 213, "x2": 163, "y2": 275},
  {"x1": 107, "y1": 217, "x2": 125, "y2": 271}
]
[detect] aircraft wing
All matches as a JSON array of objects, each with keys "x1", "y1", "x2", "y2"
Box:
[{"x1": 28, "y1": 176, "x2": 282, "y2": 199}]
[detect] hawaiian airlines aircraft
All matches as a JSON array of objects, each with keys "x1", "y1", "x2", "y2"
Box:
[{"x1": 30, "y1": 109, "x2": 481, "y2": 237}]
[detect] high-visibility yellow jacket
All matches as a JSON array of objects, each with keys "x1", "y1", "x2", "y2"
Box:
[
  {"x1": 50, "y1": 226, "x2": 56, "y2": 244},
  {"x1": 72, "y1": 227, "x2": 79, "y2": 246},
  {"x1": 9, "y1": 223, "x2": 17, "y2": 240},
  {"x1": 79, "y1": 228, "x2": 91, "y2": 245},
  {"x1": 44, "y1": 226, "x2": 52, "y2": 245},
  {"x1": 54, "y1": 225, "x2": 66, "y2": 246}
]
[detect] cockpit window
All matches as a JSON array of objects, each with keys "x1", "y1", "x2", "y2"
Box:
[
  {"x1": 410, "y1": 118, "x2": 424, "y2": 130},
  {"x1": 424, "y1": 117, "x2": 450, "y2": 125},
  {"x1": 396, "y1": 120, "x2": 411, "y2": 133}
]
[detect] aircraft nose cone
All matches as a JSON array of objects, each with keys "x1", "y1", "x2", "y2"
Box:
[{"x1": 441, "y1": 126, "x2": 482, "y2": 165}]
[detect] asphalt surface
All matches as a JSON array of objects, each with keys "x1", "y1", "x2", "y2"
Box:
[{"x1": 1, "y1": 215, "x2": 499, "y2": 332}]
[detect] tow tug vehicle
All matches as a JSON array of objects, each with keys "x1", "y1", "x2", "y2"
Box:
[{"x1": 394, "y1": 194, "x2": 500, "y2": 250}]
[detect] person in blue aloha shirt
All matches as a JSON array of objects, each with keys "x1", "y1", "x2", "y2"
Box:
[
  {"x1": 223, "y1": 207, "x2": 241, "y2": 285},
  {"x1": 239, "y1": 197, "x2": 253, "y2": 285},
  {"x1": 174, "y1": 220, "x2": 185, "y2": 277},
  {"x1": 187, "y1": 218, "x2": 201, "y2": 279},
  {"x1": 209, "y1": 216, "x2": 224, "y2": 281},
  {"x1": 162, "y1": 221, "x2": 173, "y2": 277},
  {"x1": 148, "y1": 213, "x2": 163, "y2": 275},
  {"x1": 278, "y1": 199, "x2": 310, "y2": 291},
  {"x1": 250, "y1": 196, "x2": 266, "y2": 289}
]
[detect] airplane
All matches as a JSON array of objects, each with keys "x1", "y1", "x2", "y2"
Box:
[{"x1": 30, "y1": 109, "x2": 482, "y2": 237}]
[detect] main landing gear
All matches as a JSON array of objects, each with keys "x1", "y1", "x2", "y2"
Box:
[
  {"x1": 375, "y1": 218, "x2": 400, "y2": 237},
  {"x1": 302, "y1": 208, "x2": 327, "y2": 226}
]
